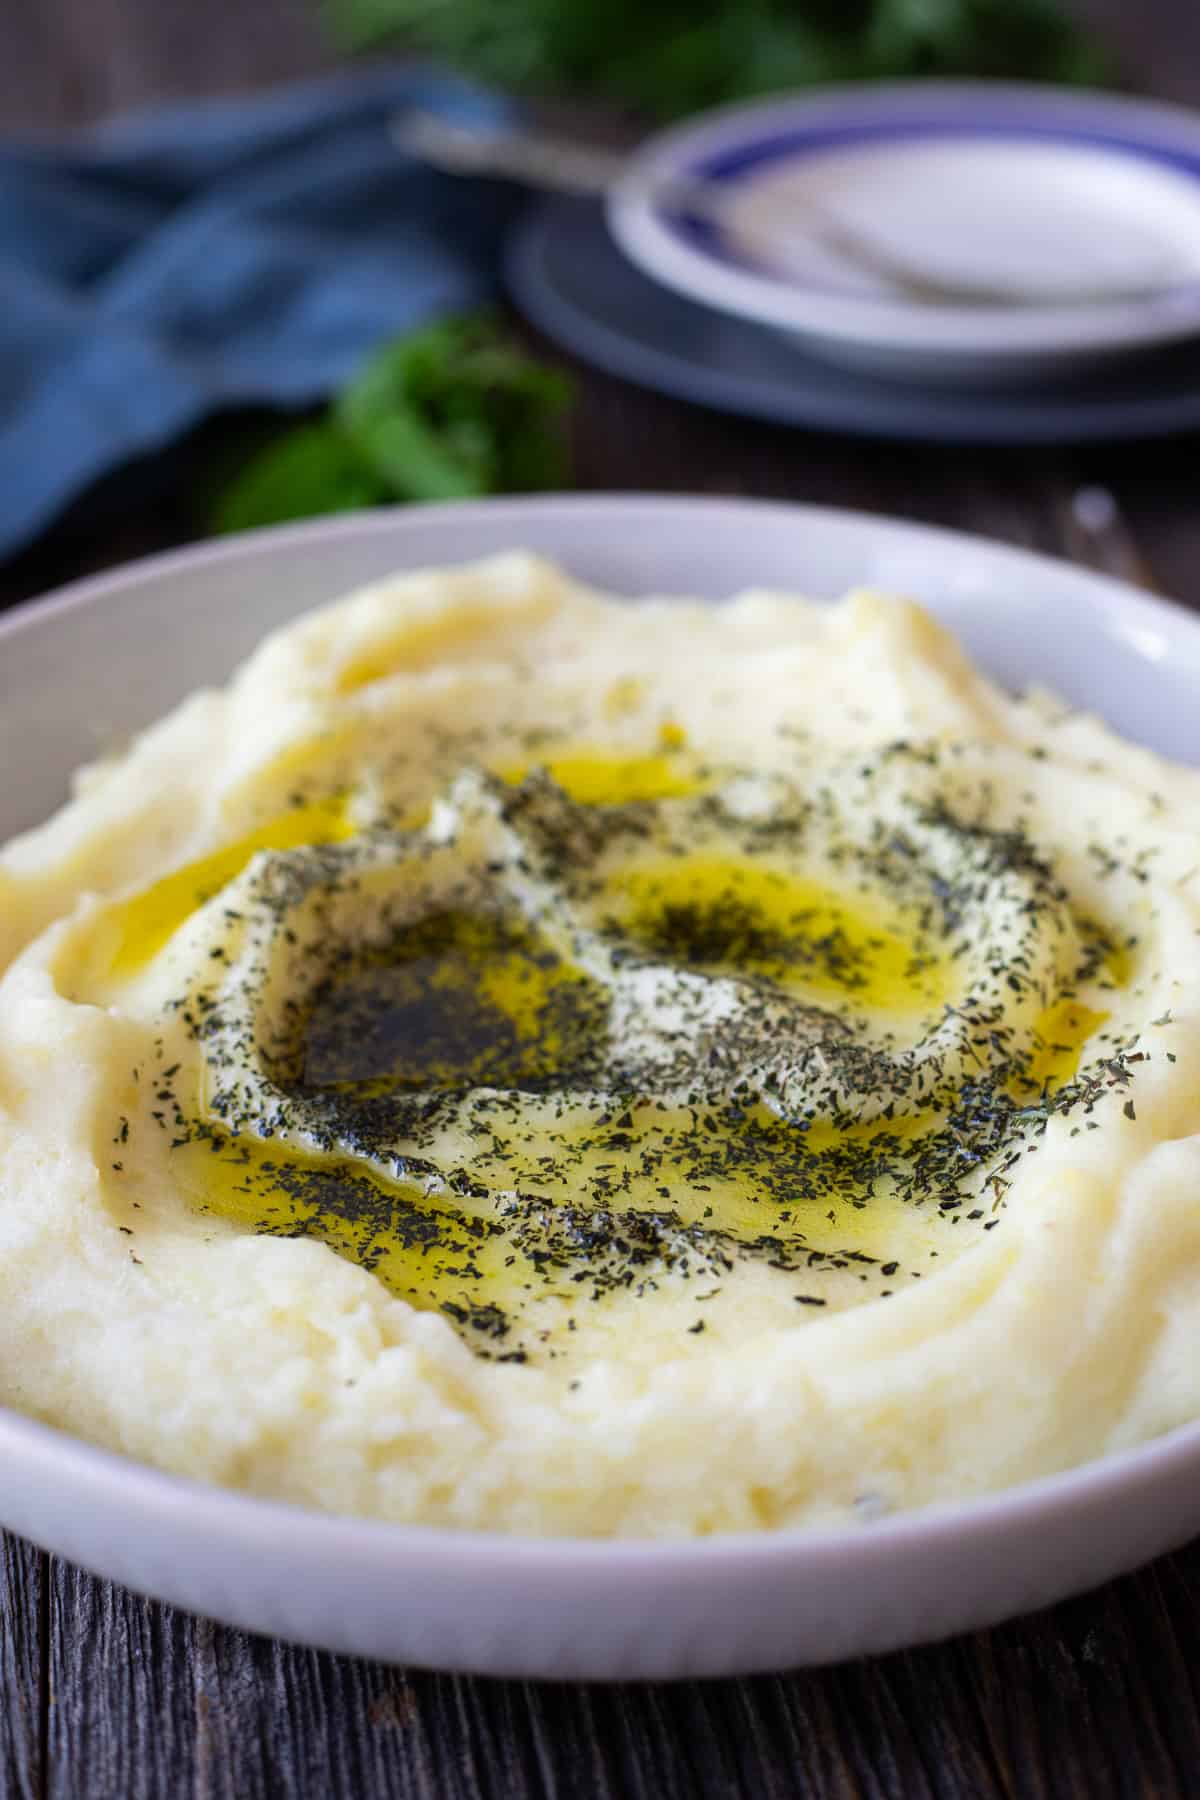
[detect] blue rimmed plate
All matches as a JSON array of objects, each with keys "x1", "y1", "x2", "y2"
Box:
[
  {"x1": 506, "y1": 195, "x2": 1200, "y2": 444},
  {"x1": 607, "y1": 83, "x2": 1200, "y2": 382}
]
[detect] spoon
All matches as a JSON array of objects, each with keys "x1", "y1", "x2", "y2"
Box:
[{"x1": 393, "y1": 109, "x2": 1184, "y2": 311}]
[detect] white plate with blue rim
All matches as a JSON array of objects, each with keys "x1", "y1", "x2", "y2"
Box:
[
  {"x1": 3, "y1": 495, "x2": 1200, "y2": 1678},
  {"x1": 608, "y1": 82, "x2": 1200, "y2": 383}
]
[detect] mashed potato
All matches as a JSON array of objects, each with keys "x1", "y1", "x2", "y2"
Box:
[{"x1": 1, "y1": 550, "x2": 1198, "y2": 1536}]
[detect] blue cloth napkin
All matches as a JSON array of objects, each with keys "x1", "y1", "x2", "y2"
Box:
[{"x1": 0, "y1": 68, "x2": 516, "y2": 558}]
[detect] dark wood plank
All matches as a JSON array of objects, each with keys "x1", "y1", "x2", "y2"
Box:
[
  {"x1": 0, "y1": 1536, "x2": 42, "y2": 1800},
  {"x1": 1078, "y1": 437, "x2": 1200, "y2": 609},
  {"x1": 46, "y1": 1563, "x2": 501, "y2": 1800},
  {"x1": 38, "y1": 1534, "x2": 1200, "y2": 1800},
  {"x1": 1065, "y1": 0, "x2": 1200, "y2": 105},
  {"x1": 0, "y1": 0, "x2": 331, "y2": 132}
]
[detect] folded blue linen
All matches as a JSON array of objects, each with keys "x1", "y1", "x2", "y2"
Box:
[{"x1": 0, "y1": 67, "x2": 515, "y2": 557}]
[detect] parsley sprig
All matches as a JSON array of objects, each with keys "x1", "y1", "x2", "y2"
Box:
[
  {"x1": 213, "y1": 314, "x2": 574, "y2": 536},
  {"x1": 325, "y1": 0, "x2": 1107, "y2": 120}
]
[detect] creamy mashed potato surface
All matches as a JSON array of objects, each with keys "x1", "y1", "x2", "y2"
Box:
[{"x1": 1, "y1": 551, "x2": 1199, "y2": 1536}]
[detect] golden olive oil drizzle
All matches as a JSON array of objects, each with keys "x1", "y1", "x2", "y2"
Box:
[
  {"x1": 603, "y1": 854, "x2": 960, "y2": 1015},
  {"x1": 133, "y1": 749, "x2": 1143, "y2": 1357},
  {"x1": 170, "y1": 1098, "x2": 945, "y2": 1347},
  {"x1": 105, "y1": 793, "x2": 354, "y2": 977},
  {"x1": 496, "y1": 745, "x2": 703, "y2": 805},
  {"x1": 1022, "y1": 999, "x2": 1111, "y2": 1094},
  {"x1": 168, "y1": 1132, "x2": 528, "y2": 1337}
]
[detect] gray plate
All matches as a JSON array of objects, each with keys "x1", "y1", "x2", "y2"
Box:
[{"x1": 505, "y1": 197, "x2": 1200, "y2": 446}]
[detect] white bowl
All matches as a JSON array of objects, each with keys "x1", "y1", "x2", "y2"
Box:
[
  {"x1": 3, "y1": 495, "x2": 1200, "y2": 1678},
  {"x1": 608, "y1": 83, "x2": 1200, "y2": 383}
]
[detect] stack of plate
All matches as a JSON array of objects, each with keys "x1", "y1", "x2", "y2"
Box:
[{"x1": 505, "y1": 82, "x2": 1200, "y2": 444}]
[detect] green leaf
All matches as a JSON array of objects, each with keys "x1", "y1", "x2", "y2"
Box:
[
  {"x1": 335, "y1": 315, "x2": 574, "y2": 501},
  {"x1": 210, "y1": 315, "x2": 575, "y2": 537},
  {"x1": 211, "y1": 422, "x2": 388, "y2": 536},
  {"x1": 320, "y1": 0, "x2": 1109, "y2": 118}
]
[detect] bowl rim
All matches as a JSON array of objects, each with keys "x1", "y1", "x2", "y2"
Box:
[
  {"x1": 4, "y1": 1385, "x2": 1200, "y2": 1571},
  {"x1": 4, "y1": 487, "x2": 1197, "y2": 643},
  {"x1": 7, "y1": 490, "x2": 1200, "y2": 816}
]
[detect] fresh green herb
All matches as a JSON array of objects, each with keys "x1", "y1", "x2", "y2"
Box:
[
  {"x1": 325, "y1": 0, "x2": 1107, "y2": 119},
  {"x1": 212, "y1": 313, "x2": 573, "y2": 535},
  {"x1": 212, "y1": 423, "x2": 389, "y2": 536},
  {"x1": 336, "y1": 316, "x2": 574, "y2": 499}
]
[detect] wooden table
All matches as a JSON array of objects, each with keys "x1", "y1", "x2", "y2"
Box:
[{"x1": 4, "y1": 4, "x2": 1200, "y2": 1795}]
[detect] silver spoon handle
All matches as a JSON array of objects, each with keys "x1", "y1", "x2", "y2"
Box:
[
  {"x1": 392, "y1": 110, "x2": 627, "y2": 197},
  {"x1": 391, "y1": 110, "x2": 720, "y2": 215}
]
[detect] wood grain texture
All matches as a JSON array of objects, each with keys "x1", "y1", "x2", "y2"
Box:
[
  {"x1": 33, "y1": 1535, "x2": 1200, "y2": 1799},
  {"x1": 0, "y1": 0, "x2": 332, "y2": 131},
  {"x1": 4, "y1": 1, "x2": 1200, "y2": 1796},
  {"x1": 0, "y1": 1538, "x2": 41, "y2": 1800},
  {"x1": 1063, "y1": 0, "x2": 1200, "y2": 105}
]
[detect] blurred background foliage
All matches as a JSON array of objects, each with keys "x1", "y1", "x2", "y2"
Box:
[
  {"x1": 213, "y1": 315, "x2": 574, "y2": 534},
  {"x1": 217, "y1": 0, "x2": 1110, "y2": 533},
  {"x1": 324, "y1": 0, "x2": 1107, "y2": 118}
]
